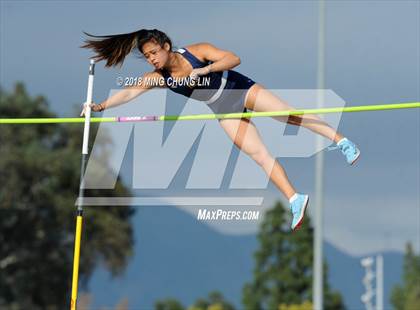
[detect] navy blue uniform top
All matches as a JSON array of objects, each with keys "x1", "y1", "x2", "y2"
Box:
[
  {"x1": 160, "y1": 47, "x2": 223, "y2": 101},
  {"x1": 160, "y1": 47, "x2": 256, "y2": 113}
]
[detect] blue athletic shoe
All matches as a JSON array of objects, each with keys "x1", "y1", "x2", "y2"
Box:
[
  {"x1": 328, "y1": 138, "x2": 361, "y2": 165},
  {"x1": 289, "y1": 194, "x2": 309, "y2": 231}
]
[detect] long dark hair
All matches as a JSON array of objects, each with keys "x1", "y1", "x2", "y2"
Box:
[{"x1": 80, "y1": 29, "x2": 173, "y2": 67}]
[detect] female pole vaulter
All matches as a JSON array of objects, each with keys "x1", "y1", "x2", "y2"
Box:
[{"x1": 80, "y1": 29, "x2": 360, "y2": 231}]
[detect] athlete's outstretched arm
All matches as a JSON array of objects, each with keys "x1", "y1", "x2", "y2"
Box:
[
  {"x1": 80, "y1": 70, "x2": 163, "y2": 116},
  {"x1": 188, "y1": 42, "x2": 241, "y2": 73}
]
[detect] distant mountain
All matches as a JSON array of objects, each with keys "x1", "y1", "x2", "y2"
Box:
[{"x1": 87, "y1": 206, "x2": 403, "y2": 310}]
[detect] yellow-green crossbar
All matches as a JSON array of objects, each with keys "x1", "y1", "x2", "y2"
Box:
[{"x1": 0, "y1": 102, "x2": 419, "y2": 124}]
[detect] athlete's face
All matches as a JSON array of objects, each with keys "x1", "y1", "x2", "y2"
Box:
[{"x1": 142, "y1": 40, "x2": 170, "y2": 70}]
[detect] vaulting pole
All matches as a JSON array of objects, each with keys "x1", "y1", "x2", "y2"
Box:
[{"x1": 70, "y1": 59, "x2": 95, "y2": 310}]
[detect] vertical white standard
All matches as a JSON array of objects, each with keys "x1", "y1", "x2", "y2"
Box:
[{"x1": 314, "y1": 0, "x2": 325, "y2": 309}]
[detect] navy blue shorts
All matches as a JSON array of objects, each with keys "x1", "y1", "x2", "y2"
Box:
[{"x1": 207, "y1": 70, "x2": 255, "y2": 114}]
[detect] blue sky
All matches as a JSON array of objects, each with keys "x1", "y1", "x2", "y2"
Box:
[{"x1": 1, "y1": 0, "x2": 418, "y2": 258}]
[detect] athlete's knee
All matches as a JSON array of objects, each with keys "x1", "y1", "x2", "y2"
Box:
[{"x1": 250, "y1": 149, "x2": 272, "y2": 166}]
